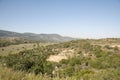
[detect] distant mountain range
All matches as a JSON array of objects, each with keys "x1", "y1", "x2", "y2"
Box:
[{"x1": 0, "y1": 30, "x2": 75, "y2": 42}]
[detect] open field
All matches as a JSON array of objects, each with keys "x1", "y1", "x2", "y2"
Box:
[
  {"x1": 0, "y1": 43, "x2": 35, "y2": 56},
  {"x1": 0, "y1": 43, "x2": 54, "y2": 56}
]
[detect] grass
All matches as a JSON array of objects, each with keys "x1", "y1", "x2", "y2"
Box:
[
  {"x1": 0, "y1": 65, "x2": 77, "y2": 80},
  {"x1": 0, "y1": 43, "x2": 54, "y2": 56},
  {"x1": 1, "y1": 64, "x2": 119, "y2": 80},
  {"x1": 0, "y1": 43, "x2": 36, "y2": 56},
  {"x1": 0, "y1": 65, "x2": 51, "y2": 80}
]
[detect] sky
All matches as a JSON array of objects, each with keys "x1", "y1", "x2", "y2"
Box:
[{"x1": 0, "y1": 0, "x2": 120, "y2": 38}]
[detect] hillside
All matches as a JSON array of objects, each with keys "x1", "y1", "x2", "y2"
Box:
[
  {"x1": 0, "y1": 37, "x2": 33, "y2": 47},
  {"x1": 0, "y1": 39, "x2": 120, "y2": 80},
  {"x1": 0, "y1": 30, "x2": 75, "y2": 42}
]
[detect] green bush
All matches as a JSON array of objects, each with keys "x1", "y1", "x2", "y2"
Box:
[{"x1": 3, "y1": 47, "x2": 55, "y2": 75}]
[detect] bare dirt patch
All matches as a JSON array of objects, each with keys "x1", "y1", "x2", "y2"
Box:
[{"x1": 47, "y1": 49, "x2": 74, "y2": 62}]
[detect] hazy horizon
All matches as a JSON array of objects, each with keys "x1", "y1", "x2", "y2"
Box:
[{"x1": 0, "y1": 0, "x2": 120, "y2": 38}]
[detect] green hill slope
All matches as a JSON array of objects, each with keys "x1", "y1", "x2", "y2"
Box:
[{"x1": 0, "y1": 39, "x2": 120, "y2": 80}]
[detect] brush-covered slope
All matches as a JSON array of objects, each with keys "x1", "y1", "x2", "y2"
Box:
[{"x1": 0, "y1": 39, "x2": 120, "y2": 80}]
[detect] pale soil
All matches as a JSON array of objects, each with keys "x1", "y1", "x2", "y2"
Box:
[
  {"x1": 110, "y1": 44, "x2": 120, "y2": 48},
  {"x1": 95, "y1": 43, "x2": 120, "y2": 49},
  {"x1": 47, "y1": 49, "x2": 74, "y2": 62}
]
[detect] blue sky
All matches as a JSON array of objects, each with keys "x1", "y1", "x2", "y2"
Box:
[{"x1": 0, "y1": 0, "x2": 120, "y2": 38}]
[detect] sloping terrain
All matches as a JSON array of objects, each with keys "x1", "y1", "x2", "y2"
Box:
[
  {"x1": 0, "y1": 30, "x2": 75, "y2": 42},
  {"x1": 0, "y1": 39, "x2": 120, "y2": 80},
  {"x1": 0, "y1": 37, "x2": 32, "y2": 47},
  {"x1": 47, "y1": 49, "x2": 74, "y2": 62}
]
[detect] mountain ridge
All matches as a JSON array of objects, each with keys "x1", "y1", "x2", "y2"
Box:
[{"x1": 0, "y1": 30, "x2": 75, "y2": 42}]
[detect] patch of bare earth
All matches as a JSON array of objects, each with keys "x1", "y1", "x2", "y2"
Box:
[
  {"x1": 47, "y1": 49, "x2": 74, "y2": 62},
  {"x1": 110, "y1": 44, "x2": 120, "y2": 48}
]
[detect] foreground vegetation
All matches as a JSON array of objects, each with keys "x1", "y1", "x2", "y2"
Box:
[{"x1": 0, "y1": 38, "x2": 120, "y2": 80}]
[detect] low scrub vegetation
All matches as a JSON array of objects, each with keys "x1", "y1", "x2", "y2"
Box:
[
  {"x1": 0, "y1": 37, "x2": 33, "y2": 47},
  {"x1": 0, "y1": 39, "x2": 120, "y2": 80}
]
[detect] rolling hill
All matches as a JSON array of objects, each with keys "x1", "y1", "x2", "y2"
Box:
[{"x1": 0, "y1": 30, "x2": 75, "y2": 42}]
